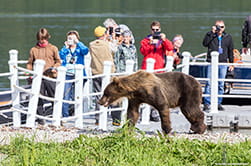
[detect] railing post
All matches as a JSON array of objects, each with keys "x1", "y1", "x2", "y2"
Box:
[
  {"x1": 210, "y1": 51, "x2": 219, "y2": 113},
  {"x1": 141, "y1": 58, "x2": 155, "y2": 125},
  {"x1": 165, "y1": 56, "x2": 174, "y2": 72},
  {"x1": 121, "y1": 60, "x2": 134, "y2": 125},
  {"x1": 25, "y1": 60, "x2": 45, "y2": 128},
  {"x1": 52, "y1": 66, "x2": 66, "y2": 127},
  {"x1": 8, "y1": 49, "x2": 20, "y2": 127},
  {"x1": 181, "y1": 51, "x2": 191, "y2": 74},
  {"x1": 74, "y1": 64, "x2": 84, "y2": 128},
  {"x1": 83, "y1": 54, "x2": 92, "y2": 112},
  {"x1": 99, "y1": 61, "x2": 112, "y2": 130}
]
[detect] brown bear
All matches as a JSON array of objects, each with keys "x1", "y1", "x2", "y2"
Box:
[{"x1": 98, "y1": 70, "x2": 206, "y2": 134}]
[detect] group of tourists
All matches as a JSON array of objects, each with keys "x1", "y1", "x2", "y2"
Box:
[
  {"x1": 25, "y1": 18, "x2": 185, "y2": 126},
  {"x1": 25, "y1": 15, "x2": 251, "y2": 126}
]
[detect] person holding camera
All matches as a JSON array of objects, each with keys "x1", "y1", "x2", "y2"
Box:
[
  {"x1": 89, "y1": 26, "x2": 116, "y2": 125},
  {"x1": 202, "y1": 20, "x2": 234, "y2": 112},
  {"x1": 166, "y1": 34, "x2": 184, "y2": 69},
  {"x1": 140, "y1": 21, "x2": 173, "y2": 122},
  {"x1": 111, "y1": 30, "x2": 138, "y2": 126},
  {"x1": 140, "y1": 21, "x2": 173, "y2": 70},
  {"x1": 26, "y1": 28, "x2": 61, "y2": 125},
  {"x1": 59, "y1": 30, "x2": 89, "y2": 118}
]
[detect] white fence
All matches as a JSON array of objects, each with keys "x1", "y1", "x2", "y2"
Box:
[{"x1": 1, "y1": 49, "x2": 251, "y2": 130}]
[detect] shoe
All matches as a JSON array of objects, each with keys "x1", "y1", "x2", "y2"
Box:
[
  {"x1": 218, "y1": 104, "x2": 225, "y2": 111},
  {"x1": 150, "y1": 116, "x2": 160, "y2": 122},
  {"x1": 150, "y1": 109, "x2": 160, "y2": 122},
  {"x1": 36, "y1": 119, "x2": 45, "y2": 125},
  {"x1": 61, "y1": 120, "x2": 67, "y2": 126},
  {"x1": 203, "y1": 104, "x2": 210, "y2": 112},
  {"x1": 112, "y1": 122, "x2": 121, "y2": 126}
]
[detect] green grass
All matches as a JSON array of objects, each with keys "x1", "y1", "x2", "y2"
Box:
[{"x1": 0, "y1": 127, "x2": 251, "y2": 166}]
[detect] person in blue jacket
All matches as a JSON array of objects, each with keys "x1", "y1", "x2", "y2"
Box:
[{"x1": 59, "y1": 30, "x2": 89, "y2": 118}]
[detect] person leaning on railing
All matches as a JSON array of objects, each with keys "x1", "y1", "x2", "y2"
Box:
[{"x1": 26, "y1": 28, "x2": 61, "y2": 125}]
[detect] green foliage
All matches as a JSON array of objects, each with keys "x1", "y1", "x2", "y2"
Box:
[{"x1": 0, "y1": 128, "x2": 251, "y2": 166}]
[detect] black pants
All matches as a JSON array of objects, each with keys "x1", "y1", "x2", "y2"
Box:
[
  {"x1": 37, "y1": 79, "x2": 56, "y2": 116},
  {"x1": 93, "y1": 77, "x2": 102, "y2": 122},
  {"x1": 93, "y1": 77, "x2": 121, "y2": 122}
]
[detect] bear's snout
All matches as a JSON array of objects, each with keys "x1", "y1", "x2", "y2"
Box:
[{"x1": 98, "y1": 96, "x2": 110, "y2": 107}]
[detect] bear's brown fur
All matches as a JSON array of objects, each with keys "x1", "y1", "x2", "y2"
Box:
[{"x1": 99, "y1": 70, "x2": 206, "y2": 134}]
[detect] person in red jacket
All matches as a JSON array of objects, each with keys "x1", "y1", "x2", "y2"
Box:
[{"x1": 140, "y1": 21, "x2": 173, "y2": 70}]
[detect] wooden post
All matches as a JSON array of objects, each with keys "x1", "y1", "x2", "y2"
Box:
[
  {"x1": 99, "y1": 61, "x2": 112, "y2": 130},
  {"x1": 141, "y1": 58, "x2": 155, "y2": 125},
  {"x1": 121, "y1": 60, "x2": 134, "y2": 125},
  {"x1": 181, "y1": 51, "x2": 191, "y2": 74},
  {"x1": 52, "y1": 66, "x2": 66, "y2": 126},
  {"x1": 25, "y1": 60, "x2": 45, "y2": 128},
  {"x1": 8, "y1": 49, "x2": 20, "y2": 127},
  {"x1": 210, "y1": 51, "x2": 219, "y2": 113},
  {"x1": 74, "y1": 64, "x2": 84, "y2": 128},
  {"x1": 165, "y1": 56, "x2": 174, "y2": 72},
  {"x1": 83, "y1": 55, "x2": 92, "y2": 113}
]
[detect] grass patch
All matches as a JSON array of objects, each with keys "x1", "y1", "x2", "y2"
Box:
[{"x1": 0, "y1": 127, "x2": 251, "y2": 166}]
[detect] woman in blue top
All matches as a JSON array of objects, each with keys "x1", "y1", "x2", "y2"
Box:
[{"x1": 59, "y1": 30, "x2": 89, "y2": 118}]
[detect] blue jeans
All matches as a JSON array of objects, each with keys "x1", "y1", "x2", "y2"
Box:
[
  {"x1": 204, "y1": 65, "x2": 228, "y2": 105},
  {"x1": 62, "y1": 75, "x2": 75, "y2": 117}
]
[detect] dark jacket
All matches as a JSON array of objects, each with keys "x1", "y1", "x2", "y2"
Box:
[
  {"x1": 202, "y1": 31, "x2": 234, "y2": 63},
  {"x1": 241, "y1": 15, "x2": 251, "y2": 48}
]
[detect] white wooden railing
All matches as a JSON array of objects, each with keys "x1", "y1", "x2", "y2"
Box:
[{"x1": 1, "y1": 49, "x2": 251, "y2": 130}]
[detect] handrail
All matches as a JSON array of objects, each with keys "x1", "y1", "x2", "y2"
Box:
[{"x1": 2, "y1": 49, "x2": 251, "y2": 130}]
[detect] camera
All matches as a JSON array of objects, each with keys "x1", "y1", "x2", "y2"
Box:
[
  {"x1": 174, "y1": 49, "x2": 184, "y2": 59},
  {"x1": 109, "y1": 27, "x2": 113, "y2": 35},
  {"x1": 115, "y1": 27, "x2": 122, "y2": 37},
  {"x1": 67, "y1": 37, "x2": 75, "y2": 45},
  {"x1": 152, "y1": 31, "x2": 161, "y2": 40},
  {"x1": 69, "y1": 56, "x2": 76, "y2": 64},
  {"x1": 215, "y1": 25, "x2": 221, "y2": 32}
]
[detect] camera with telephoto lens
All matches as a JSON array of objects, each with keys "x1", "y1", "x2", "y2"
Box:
[
  {"x1": 109, "y1": 27, "x2": 113, "y2": 35},
  {"x1": 152, "y1": 31, "x2": 161, "y2": 40},
  {"x1": 174, "y1": 49, "x2": 183, "y2": 59},
  {"x1": 215, "y1": 25, "x2": 221, "y2": 32}
]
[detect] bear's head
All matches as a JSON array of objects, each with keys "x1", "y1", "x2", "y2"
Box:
[{"x1": 98, "y1": 76, "x2": 130, "y2": 107}]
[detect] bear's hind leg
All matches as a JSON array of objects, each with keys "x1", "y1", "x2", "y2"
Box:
[{"x1": 158, "y1": 107, "x2": 172, "y2": 134}]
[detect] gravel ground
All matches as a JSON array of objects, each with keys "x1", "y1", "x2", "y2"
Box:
[{"x1": 0, "y1": 125, "x2": 250, "y2": 145}]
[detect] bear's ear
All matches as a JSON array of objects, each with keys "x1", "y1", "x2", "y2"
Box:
[
  {"x1": 112, "y1": 76, "x2": 120, "y2": 84},
  {"x1": 112, "y1": 76, "x2": 127, "y2": 90}
]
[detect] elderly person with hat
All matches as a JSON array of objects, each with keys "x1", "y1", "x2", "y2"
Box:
[
  {"x1": 89, "y1": 26, "x2": 115, "y2": 125},
  {"x1": 111, "y1": 30, "x2": 138, "y2": 126}
]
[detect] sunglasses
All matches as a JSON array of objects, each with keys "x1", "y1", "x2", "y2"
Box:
[
  {"x1": 152, "y1": 28, "x2": 160, "y2": 32},
  {"x1": 216, "y1": 25, "x2": 225, "y2": 28}
]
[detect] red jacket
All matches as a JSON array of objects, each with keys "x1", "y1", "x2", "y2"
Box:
[{"x1": 140, "y1": 36, "x2": 173, "y2": 70}]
